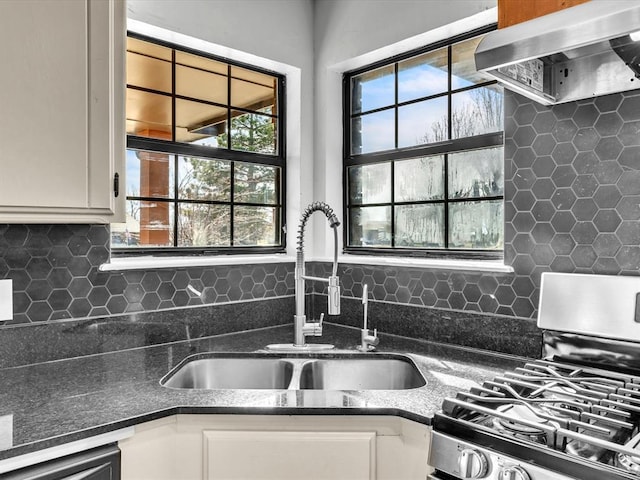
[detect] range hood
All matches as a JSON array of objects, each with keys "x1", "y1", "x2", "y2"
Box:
[{"x1": 475, "y1": 1, "x2": 640, "y2": 105}]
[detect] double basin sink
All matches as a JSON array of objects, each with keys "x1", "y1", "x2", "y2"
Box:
[{"x1": 160, "y1": 352, "x2": 426, "y2": 391}]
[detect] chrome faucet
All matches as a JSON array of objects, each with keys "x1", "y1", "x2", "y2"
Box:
[
  {"x1": 357, "y1": 284, "x2": 379, "y2": 352},
  {"x1": 293, "y1": 201, "x2": 341, "y2": 347},
  {"x1": 266, "y1": 201, "x2": 341, "y2": 351}
]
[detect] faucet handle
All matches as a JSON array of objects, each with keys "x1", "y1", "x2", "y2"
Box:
[{"x1": 328, "y1": 276, "x2": 340, "y2": 315}]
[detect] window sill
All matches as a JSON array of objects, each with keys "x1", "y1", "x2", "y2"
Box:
[
  {"x1": 330, "y1": 254, "x2": 514, "y2": 273},
  {"x1": 99, "y1": 253, "x2": 513, "y2": 274},
  {"x1": 99, "y1": 254, "x2": 295, "y2": 272}
]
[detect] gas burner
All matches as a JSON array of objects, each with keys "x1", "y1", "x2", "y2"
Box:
[
  {"x1": 491, "y1": 404, "x2": 551, "y2": 444},
  {"x1": 566, "y1": 439, "x2": 610, "y2": 462},
  {"x1": 616, "y1": 451, "x2": 640, "y2": 473},
  {"x1": 616, "y1": 431, "x2": 640, "y2": 473}
]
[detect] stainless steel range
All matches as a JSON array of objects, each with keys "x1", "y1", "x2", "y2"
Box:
[{"x1": 430, "y1": 272, "x2": 640, "y2": 480}]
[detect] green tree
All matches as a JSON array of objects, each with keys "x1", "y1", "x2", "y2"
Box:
[{"x1": 178, "y1": 110, "x2": 279, "y2": 247}]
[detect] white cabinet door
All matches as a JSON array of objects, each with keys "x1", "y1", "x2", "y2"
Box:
[
  {"x1": 119, "y1": 415, "x2": 431, "y2": 480},
  {"x1": 0, "y1": 0, "x2": 125, "y2": 223},
  {"x1": 203, "y1": 430, "x2": 376, "y2": 480}
]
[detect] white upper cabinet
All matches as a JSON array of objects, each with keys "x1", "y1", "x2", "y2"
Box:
[{"x1": 0, "y1": 0, "x2": 125, "y2": 223}]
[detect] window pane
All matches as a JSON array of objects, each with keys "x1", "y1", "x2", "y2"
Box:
[
  {"x1": 351, "y1": 110, "x2": 395, "y2": 154},
  {"x1": 451, "y1": 36, "x2": 491, "y2": 89},
  {"x1": 448, "y1": 147, "x2": 504, "y2": 199},
  {"x1": 449, "y1": 200, "x2": 503, "y2": 249},
  {"x1": 231, "y1": 66, "x2": 277, "y2": 113},
  {"x1": 178, "y1": 204, "x2": 230, "y2": 247},
  {"x1": 126, "y1": 149, "x2": 174, "y2": 199},
  {"x1": 398, "y1": 96, "x2": 448, "y2": 147},
  {"x1": 126, "y1": 89, "x2": 172, "y2": 140},
  {"x1": 175, "y1": 98, "x2": 227, "y2": 145},
  {"x1": 451, "y1": 85, "x2": 504, "y2": 138},
  {"x1": 176, "y1": 51, "x2": 227, "y2": 75},
  {"x1": 234, "y1": 206, "x2": 279, "y2": 246},
  {"x1": 398, "y1": 47, "x2": 448, "y2": 102},
  {"x1": 114, "y1": 200, "x2": 174, "y2": 248},
  {"x1": 351, "y1": 64, "x2": 395, "y2": 114},
  {"x1": 349, "y1": 206, "x2": 392, "y2": 246},
  {"x1": 394, "y1": 156, "x2": 444, "y2": 202},
  {"x1": 176, "y1": 64, "x2": 227, "y2": 104},
  {"x1": 127, "y1": 51, "x2": 172, "y2": 93},
  {"x1": 395, "y1": 204, "x2": 444, "y2": 248},
  {"x1": 126, "y1": 38, "x2": 172, "y2": 93},
  {"x1": 348, "y1": 163, "x2": 391, "y2": 205},
  {"x1": 178, "y1": 157, "x2": 230, "y2": 201},
  {"x1": 235, "y1": 163, "x2": 278, "y2": 204},
  {"x1": 230, "y1": 110, "x2": 276, "y2": 154}
]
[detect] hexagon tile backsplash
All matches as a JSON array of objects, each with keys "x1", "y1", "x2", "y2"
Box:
[
  {"x1": 0, "y1": 224, "x2": 294, "y2": 324},
  {"x1": 1, "y1": 90, "x2": 639, "y2": 326}
]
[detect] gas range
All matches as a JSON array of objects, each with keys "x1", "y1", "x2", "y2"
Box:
[{"x1": 430, "y1": 273, "x2": 640, "y2": 480}]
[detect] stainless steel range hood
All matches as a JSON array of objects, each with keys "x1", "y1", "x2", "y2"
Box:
[{"x1": 475, "y1": 1, "x2": 640, "y2": 105}]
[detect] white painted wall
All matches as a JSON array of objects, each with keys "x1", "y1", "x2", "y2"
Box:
[
  {"x1": 126, "y1": 0, "x2": 315, "y2": 255},
  {"x1": 312, "y1": 0, "x2": 497, "y2": 259}
]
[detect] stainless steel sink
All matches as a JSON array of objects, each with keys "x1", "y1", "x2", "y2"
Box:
[
  {"x1": 161, "y1": 357, "x2": 294, "y2": 389},
  {"x1": 160, "y1": 353, "x2": 426, "y2": 391},
  {"x1": 298, "y1": 357, "x2": 426, "y2": 390}
]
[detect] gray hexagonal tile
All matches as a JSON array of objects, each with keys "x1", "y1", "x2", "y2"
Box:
[
  {"x1": 571, "y1": 222, "x2": 598, "y2": 244},
  {"x1": 572, "y1": 198, "x2": 598, "y2": 221},
  {"x1": 513, "y1": 126, "x2": 537, "y2": 147},
  {"x1": 617, "y1": 196, "x2": 640, "y2": 220},
  {"x1": 551, "y1": 211, "x2": 577, "y2": 233},
  {"x1": 573, "y1": 104, "x2": 599, "y2": 128},
  {"x1": 531, "y1": 134, "x2": 555, "y2": 156},
  {"x1": 550, "y1": 233, "x2": 576, "y2": 256},
  {"x1": 594, "y1": 137, "x2": 623, "y2": 161},
  {"x1": 532, "y1": 110, "x2": 556, "y2": 133},
  {"x1": 617, "y1": 221, "x2": 640, "y2": 245},
  {"x1": 551, "y1": 142, "x2": 577, "y2": 165},
  {"x1": 551, "y1": 188, "x2": 577, "y2": 211},
  {"x1": 571, "y1": 245, "x2": 597, "y2": 268},
  {"x1": 68, "y1": 277, "x2": 91, "y2": 298},
  {"x1": 595, "y1": 160, "x2": 624, "y2": 184},
  {"x1": 26, "y1": 279, "x2": 51, "y2": 301},
  {"x1": 616, "y1": 94, "x2": 640, "y2": 119},
  {"x1": 619, "y1": 146, "x2": 640, "y2": 170},
  {"x1": 531, "y1": 200, "x2": 555, "y2": 221},
  {"x1": 593, "y1": 209, "x2": 622, "y2": 232},
  {"x1": 618, "y1": 121, "x2": 640, "y2": 146},
  {"x1": 594, "y1": 112, "x2": 623, "y2": 137},
  {"x1": 48, "y1": 289, "x2": 73, "y2": 311},
  {"x1": 552, "y1": 119, "x2": 578, "y2": 142},
  {"x1": 573, "y1": 127, "x2": 600, "y2": 152},
  {"x1": 571, "y1": 174, "x2": 599, "y2": 198},
  {"x1": 593, "y1": 233, "x2": 622, "y2": 257}
]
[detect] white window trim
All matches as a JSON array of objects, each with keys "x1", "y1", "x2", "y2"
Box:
[{"x1": 100, "y1": 252, "x2": 512, "y2": 273}]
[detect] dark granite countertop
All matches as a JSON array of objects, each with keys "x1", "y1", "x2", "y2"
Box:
[{"x1": 0, "y1": 323, "x2": 530, "y2": 463}]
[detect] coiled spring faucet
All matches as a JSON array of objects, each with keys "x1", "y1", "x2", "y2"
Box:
[
  {"x1": 292, "y1": 201, "x2": 341, "y2": 348},
  {"x1": 266, "y1": 201, "x2": 341, "y2": 351}
]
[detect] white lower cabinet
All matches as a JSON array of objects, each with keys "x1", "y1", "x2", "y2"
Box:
[{"x1": 119, "y1": 415, "x2": 432, "y2": 480}]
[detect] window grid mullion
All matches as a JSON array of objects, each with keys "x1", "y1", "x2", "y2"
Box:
[
  {"x1": 444, "y1": 45, "x2": 453, "y2": 249},
  {"x1": 230, "y1": 161, "x2": 235, "y2": 246},
  {"x1": 171, "y1": 50, "x2": 179, "y2": 247}
]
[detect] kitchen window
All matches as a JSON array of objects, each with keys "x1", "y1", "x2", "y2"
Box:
[
  {"x1": 344, "y1": 28, "x2": 504, "y2": 258},
  {"x1": 112, "y1": 33, "x2": 286, "y2": 254}
]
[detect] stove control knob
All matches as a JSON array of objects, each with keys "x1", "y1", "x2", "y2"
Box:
[
  {"x1": 500, "y1": 465, "x2": 531, "y2": 480},
  {"x1": 458, "y1": 448, "x2": 488, "y2": 478}
]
